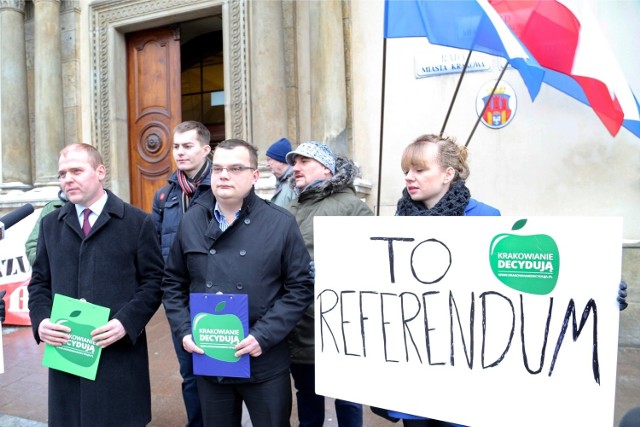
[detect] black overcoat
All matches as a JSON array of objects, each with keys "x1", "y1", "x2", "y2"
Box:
[
  {"x1": 162, "y1": 188, "x2": 313, "y2": 383},
  {"x1": 28, "y1": 190, "x2": 164, "y2": 427}
]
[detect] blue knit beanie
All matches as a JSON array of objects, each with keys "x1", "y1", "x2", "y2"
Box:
[
  {"x1": 266, "y1": 138, "x2": 292, "y2": 163},
  {"x1": 285, "y1": 141, "x2": 336, "y2": 175}
]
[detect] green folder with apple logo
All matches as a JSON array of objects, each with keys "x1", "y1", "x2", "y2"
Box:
[
  {"x1": 42, "y1": 293, "x2": 110, "y2": 381},
  {"x1": 190, "y1": 293, "x2": 250, "y2": 378}
]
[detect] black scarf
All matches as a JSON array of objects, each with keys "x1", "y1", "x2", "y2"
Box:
[{"x1": 396, "y1": 180, "x2": 471, "y2": 217}]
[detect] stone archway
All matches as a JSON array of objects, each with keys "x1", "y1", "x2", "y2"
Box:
[{"x1": 88, "y1": 0, "x2": 250, "y2": 200}]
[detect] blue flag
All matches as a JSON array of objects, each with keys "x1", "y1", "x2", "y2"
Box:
[{"x1": 384, "y1": 0, "x2": 545, "y2": 101}]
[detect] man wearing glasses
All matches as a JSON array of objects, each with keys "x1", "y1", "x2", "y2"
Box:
[{"x1": 162, "y1": 139, "x2": 313, "y2": 427}]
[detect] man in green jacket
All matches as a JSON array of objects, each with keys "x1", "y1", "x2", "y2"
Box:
[
  {"x1": 286, "y1": 141, "x2": 373, "y2": 427},
  {"x1": 25, "y1": 190, "x2": 68, "y2": 265}
]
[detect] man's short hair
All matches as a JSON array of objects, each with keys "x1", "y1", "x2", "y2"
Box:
[
  {"x1": 173, "y1": 121, "x2": 211, "y2": 146},
  {"x1": 60, "y1": 143, "x2": 104, "y2": 169},
  {"x1": 215, "y1": 139, "x2": 258, "y2": 168}
]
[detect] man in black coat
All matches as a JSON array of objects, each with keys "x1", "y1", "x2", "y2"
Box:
[
  {"x1": 28, "y1": 143, "x2": 164, "y2": 427},
  {"x1": 162, "y1": 139, "x2": 313, "y2": 427}
]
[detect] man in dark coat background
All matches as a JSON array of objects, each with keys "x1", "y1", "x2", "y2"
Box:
[
  {"x1": 28, "y1": 143, "x2": 164, "y2": 427},
  {"x1": 151, "y1": 120, "x2": 212, "y2": 427}
]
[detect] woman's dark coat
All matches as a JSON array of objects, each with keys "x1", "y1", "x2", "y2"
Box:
[{"x1": 28, "y1": 190, "x2": 164, "y2": 427}]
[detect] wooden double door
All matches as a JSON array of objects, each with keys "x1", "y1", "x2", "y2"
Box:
[{"x1": 126, "y1": 26, "x2": 181, "y2": 213}]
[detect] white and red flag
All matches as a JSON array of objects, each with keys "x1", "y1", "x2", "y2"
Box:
[{"x1": 490, "y1": 0, "x2": 640, "y2": 137}]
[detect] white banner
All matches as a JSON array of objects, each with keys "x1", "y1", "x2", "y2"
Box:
[
  {"x1": 0, "y1": 206, "x2": 38, "y2": 373},
  {"x1": 0, "y1": 207, "x2": 38, "y2": 326},
  {"x1": 314, "y1": 216, "x2": 622, "y2": 427}
]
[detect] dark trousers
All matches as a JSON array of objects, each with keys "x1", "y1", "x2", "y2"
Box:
[
  {"x1": 197, "y1": 370, "x2": 292, "y2": 427},
  {"x1": 171, "y1": 332, "x2": 203, "y2": 427},
  {"x1": 290, "y1": 363, "x2": 363, "y2": 427}
]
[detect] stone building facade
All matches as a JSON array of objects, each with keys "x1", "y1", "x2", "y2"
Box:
[
  {"x1": 0, "y1": 0, "x2": 638, "y2": 352},
  {"x1": 0, "y1": 0, "x2": 375, "y2": 209}
]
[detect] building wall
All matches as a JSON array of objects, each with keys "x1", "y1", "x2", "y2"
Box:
[
  {"x1": 346, "y1": 0, "x2": 640, "y2": 351},
  {"x1": 0, "y1": 0, "x2": 637, "y2": 388},
  {"x1": 349, "y1": 0, "x2": 640, "y2": 242},
  {"x1": 2, "y1": 0, "x2": 640, "y2": 238}
]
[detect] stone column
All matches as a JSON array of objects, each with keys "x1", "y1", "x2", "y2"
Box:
[
  {"x1": 249, "y1": 0, "x2": 288, "y2": 151},
  {"x1": 308, "y1": 1, "x2": 348, "y2": 155},
  {"x1": 33, "y1": 0, "x2": 64, "y2": 186},
  {"x1": 0, "y1": 0, "x2": 31, "y2": 187}
]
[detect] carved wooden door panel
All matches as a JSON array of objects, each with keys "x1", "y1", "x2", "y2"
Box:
[{"x1": 126, "y1": 26, "x2": 181, "y2": 212}]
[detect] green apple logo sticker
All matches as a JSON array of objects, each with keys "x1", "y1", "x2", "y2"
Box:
[
  {"x1": 55, "y1": 310, "x2": 99, "y2": 367},
  {"x1": 489, "y1": 219, "x2": 560, "y2": 295},
  {"x1": 193, "y1": 301, "x2": 245, "y2": 363}
]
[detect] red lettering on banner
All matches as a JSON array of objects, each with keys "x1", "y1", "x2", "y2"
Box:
[{"x1": 1, "y1": 278, "x2": 31, "y2": 325}]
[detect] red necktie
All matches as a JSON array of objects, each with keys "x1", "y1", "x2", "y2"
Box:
[{"x1": 82, "y1": 208, "x2": 92, "y2": 237}]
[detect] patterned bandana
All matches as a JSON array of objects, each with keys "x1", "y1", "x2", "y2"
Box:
[{"x1": 285, "y1": 141, "x2": 336, "y2": 174}]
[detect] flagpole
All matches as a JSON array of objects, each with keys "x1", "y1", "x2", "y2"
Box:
[
  {"x1": 465, "y1": 63, "x2": 508, "y2": 147},
  {"x1": 440, "y1": 50, "x2": 473, "y2": 137},
  {"x1": 375, "y1": 37, "x2": 388, "y2": 216}
]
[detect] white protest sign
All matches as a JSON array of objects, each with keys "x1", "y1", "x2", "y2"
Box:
[
  {"x1": 314, "y1": 216, "x2": 622, "y2": 427},
  {"x1": 0, "y1": 206, "x2": 39, "y2": 373},
  {"x1": 0, "y1": 207, "x2": 38, "y2": 326}
]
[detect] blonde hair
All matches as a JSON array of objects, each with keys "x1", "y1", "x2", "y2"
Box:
[{"x1": 401, "y1": 134, "x2": 470, "y2": 183}]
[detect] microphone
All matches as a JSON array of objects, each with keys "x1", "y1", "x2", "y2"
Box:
[{"x1": 0, "y1": 203, "x2": 35, "y2": 240}]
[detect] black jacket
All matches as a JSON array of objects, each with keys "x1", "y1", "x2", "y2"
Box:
[
  {"x1": 151, "y1": 170, "x2": 212, "y2": 262},
  {"x1": 28, "y1": 190, "x2": 164, "y2": 427},
  {"x1": 162, "y1": 188, "x2": 313, "y2": 382}
]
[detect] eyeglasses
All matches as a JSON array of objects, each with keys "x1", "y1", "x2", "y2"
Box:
[{"x1": 211, "y1": 165, "x2": 256, "y2": 175}]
